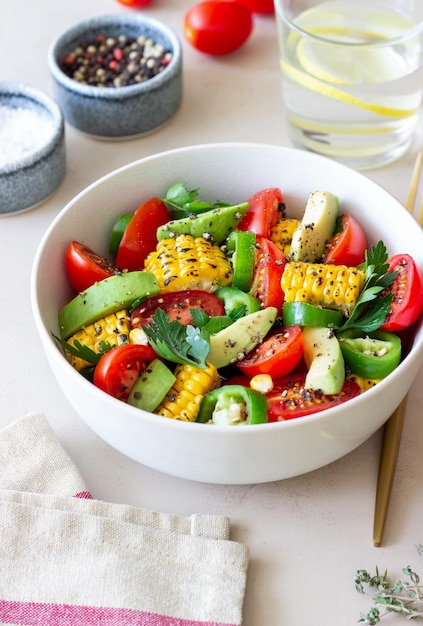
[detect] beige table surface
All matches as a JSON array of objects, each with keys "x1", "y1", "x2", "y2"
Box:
[{"x1": 1, "y1": 1, "x2": 423, "y2": 624}]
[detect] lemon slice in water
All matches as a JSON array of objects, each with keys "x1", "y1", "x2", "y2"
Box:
[
  {"x1": 296, "y1": 37, "x2": 408, "y2": 85},
  {"x1": 280, "y1": 58, "x2": 416, "y2": 119},
  {"x1": 282, "y1": 5, "x2": 418, "y2": 119}
]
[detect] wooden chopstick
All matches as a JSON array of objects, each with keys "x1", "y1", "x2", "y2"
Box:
[{"x1": 373, "y1": 151, "x2": 423, "y2": 547}]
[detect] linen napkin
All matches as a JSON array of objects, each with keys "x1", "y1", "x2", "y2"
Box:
[{"x1": 0, "y1": 413, "x2": 249, "y2": 626}]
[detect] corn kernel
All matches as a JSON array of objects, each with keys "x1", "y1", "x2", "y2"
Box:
[{"x1": 250, "y1": 374, "x2": 274, "y2": 394}]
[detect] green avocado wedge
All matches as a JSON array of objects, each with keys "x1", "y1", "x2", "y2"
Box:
[
  {"x1": 156, "y1": 202, "x2": 249, "y2": 244},
  {"x1": 207, "y1": 306, "x2": 278, "y2": 369},
  {"x1": 303, "y1": 326, "x2": 345, "y2": 395},
  {"x1": 58, "y1": 271, "x2": 160, "y2": 339}
]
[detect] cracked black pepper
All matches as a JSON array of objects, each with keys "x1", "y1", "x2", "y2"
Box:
[{"x1": 60, "y1": 33, "x2": 173, "y2": 88}]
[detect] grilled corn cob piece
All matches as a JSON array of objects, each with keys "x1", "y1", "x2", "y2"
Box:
[
  {"x1": 65, "y1": 309, "x2": 130, "y2": 371},
  {"x1": 281, "y1": 261, "x2": 365, "y2": 317},
  {"x1": 155, "y1": 362, "x2": 220, "y2": 422},
  {"x1": 270, "y1": 218, "x2": 301, "y2": 256},
  {"x1": 347, "y1": 373, "x2": 382, "y2": 392},
  {"x1": 144, "y1": 234, "x2": 232, "y2": 293}
]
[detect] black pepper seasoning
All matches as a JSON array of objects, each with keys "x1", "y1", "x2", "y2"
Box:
[{"x1": 60, "y1": 33, "x2": 173, "y2": 88}]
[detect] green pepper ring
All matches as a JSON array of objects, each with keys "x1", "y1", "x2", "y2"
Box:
[
  {"x1": 226, "y1": 230, "x2": 256, "y2": 292},
  {"x1": 337, "y1": 329, "x2": 401, "y2": 379},
  {"x1": 282, "y1": 301, "x2": 344, "y2": 328},
  {"x1": 197, "y1": 384, "x2": 268, "y2": 425}
]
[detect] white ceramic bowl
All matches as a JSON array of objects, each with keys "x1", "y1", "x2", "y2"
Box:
[{"x1": 31, "y1": 143, "x2": 423, "y2": 484}]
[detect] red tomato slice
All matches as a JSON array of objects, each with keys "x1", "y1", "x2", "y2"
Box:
[
  {"x1": 237, "y1": 187, "x2": 284, "y2": 237},
  {"x1": 93, "y1": 344, "x2": 157, "y2": 401},
  {"x1": 266, "y1": 374, "x2": 361, "y2": 421},
  {"x1": 323, "y1": 213, "x2": 367, "y2": 266},
  {"x1": 237, "y1": 0, "x2": 274, "y2": 14},
  {"x1": 131, "y1": 289, "x2": 225, "y2": 328},
  {"x1": 116, "y1": 197, "x2": 169, "y2": 271},
  {"x1": 380, "y1": 254, "x2": 423, "y2": 332},
  {"x1": 222, "y1": 374, "x2": 251, "y2": 387},
  {"x1": 237, "y1": 326, "x2": 303, "y2": 378},
  {"x1": 184, "y1": 1, "x2": 253, "y2": 56},
  {"x1": 65, "y1": 241, "x2": 118, "y2": 293},
  {"x1": 250, "y1": 236, "x2": 286, "y2": 313}
]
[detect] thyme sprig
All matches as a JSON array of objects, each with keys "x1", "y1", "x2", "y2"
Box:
[
  {"x1": 338, "y1": 240, "x2": 397, "y2": 333},
  {"x1": 355, "y1": 545, "x2": 423, "y2": 623}
]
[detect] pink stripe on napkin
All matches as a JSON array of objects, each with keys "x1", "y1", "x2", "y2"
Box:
[{"x1": 0, "y1": 601, "x2": 237, "y2": 626}]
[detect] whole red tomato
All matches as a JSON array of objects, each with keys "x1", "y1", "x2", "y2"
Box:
[
  {"x1": 237, "y1": 0, "x2": 274, "y2": 14},
  {"x1": 184, "y1": 1, "x2": 254, "y2": 56},
  {"x1": 116, "y1": 0, "x2": 154, "y2": 6}
]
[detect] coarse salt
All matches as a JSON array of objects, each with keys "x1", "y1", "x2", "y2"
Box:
[{"x1": 0, "y1": 105, "x2": 54, "y2": 170}]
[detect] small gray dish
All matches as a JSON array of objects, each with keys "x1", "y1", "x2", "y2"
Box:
[
  {"x1": 48, "y1": 13, "x2": 183, "y2": 140},
  {"x1": 0, "y1": 81, "x2": 66, "y2": 216}
]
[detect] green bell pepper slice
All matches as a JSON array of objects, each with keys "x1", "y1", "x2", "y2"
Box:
[
  {"x1": 337, "y1": 329, "x2": 401, "y2": 379},
  {"x1": 108, "y1": 213, "x2": 133, "y2": 255},
  {"x1": 197, "y1": 385, "x2": 268, "y2": 425},
  {"x1": 214, "y1": 285, "x2": 260, "y2": 317},
  {"x1": 283, "y1": 301, "x2": 344, "y2": 328},
  {"x1": 226, "y1": 230, "x2": 256, "y2": 291}
]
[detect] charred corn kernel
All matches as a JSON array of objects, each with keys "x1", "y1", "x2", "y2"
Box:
[
  {"x1": 270, "y1": 218, "x2": 301, "y2": 256},
  {"x1": 155, "y1": 362, "x2": 220, "y2": 422},
  {"x1": 66, "y1": 309, "x2": 130, "y2": 371},
  {"x1": 250, "y1": 374, "x2": 274, "y2": 394},
  {"x1": 347, "y1": 373, "x2": 382, "y2": 392},
  {"x1": 281, "y1": 261, "x2": 365, "y2": 317},
  {"x1": 144, "y1": 234, "x2": 232, "y2": 293}
]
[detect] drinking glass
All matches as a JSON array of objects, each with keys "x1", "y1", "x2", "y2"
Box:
[{"x1": 274, "y1": 0, "x2": 423, "y2": 170}]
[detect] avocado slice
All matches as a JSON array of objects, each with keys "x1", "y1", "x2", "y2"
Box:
[
  {"x1": 128, "y1": 359, "x2": 176, "y2": 412},
  {"x1": 156, "y1": 202, "x2": 249, "y2": 244},
  {"x1": 290, "y1": 191, "x2": 338, "y2": 262},
  {"x1": 58, "y1": 271, "x2": 160, "y2": 339},
  {"x1": 303, "y1": 326, "x2": 345, "y2": 395},
  {"x1": 207, "y1": 307, "x2": 277, "y2": 369}
]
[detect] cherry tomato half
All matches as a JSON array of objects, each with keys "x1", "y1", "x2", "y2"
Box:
[
  {"x1": 116, "y1": 197, "x2": 170, "y2": 271},
  {"x1": 93, "y1": 344, "x2": 157, "y2": 401},
  {"x1": 250, "y1": 236, "x2": 286, "y2": 313},
  {"x1": 322, "y1": 213, "x2": 367, "y2": 266},
  {"x1": 184, "y1": 1, "x2": 254, "y2": 56},
  {"x1": 237, "y1": 0, "x2": 275, "y2": 13},
  {"x1": 131, "y1": 289, "x2": 225, "y2": 328},
  {"x1": 116, "y1": 0, "x2": 153, "y2": 6},
  {"x1": 65, "y1": 241, "x2": 119, "y2": 293},
  {"x1": 237, "y1": 187, "x2": 284, "y2": 238},
  {"x1": 380, "y1": 254, "x2": 423, "y2": 332},
  {"x1": 237, "y1": 325, "x2": 303, "y2": 378},
  {"x1": 266, "y1": 373, "x2": 361, "y2": 420}
]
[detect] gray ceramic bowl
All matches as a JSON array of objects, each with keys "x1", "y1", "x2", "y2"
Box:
[
  {"x1": 48, "y1": 14, "x2": 182, "y2": 139},
  {"x1": 0, "y1": 81, "x2": 65, "y2": 215}
]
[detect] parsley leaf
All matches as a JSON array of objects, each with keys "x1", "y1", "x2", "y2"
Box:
[
  {"x1": 142, "y1": 308, "x2": 210, "y2": 368},
  {"x1": 190, "y1": 307, "x2": 237, "y2": 334},
  {"x1": 338, "y1": 241, "x2": 397, "y2": 332},
  {"x1": 162, "y1": 182, "x2": 229, "y2": 218}
]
